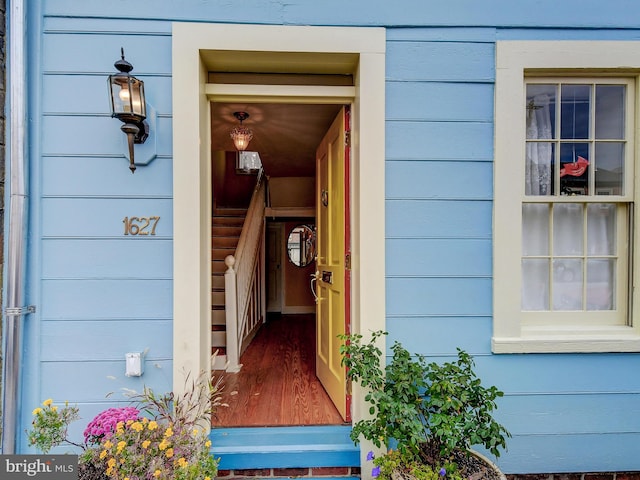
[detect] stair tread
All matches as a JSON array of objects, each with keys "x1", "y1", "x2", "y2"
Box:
[
  {"x1": 210, "y1": 425, "x2": 357, "y2": 470},
  {"x1": 210, "y1": 426, "x2": 356, "y2": 447}
]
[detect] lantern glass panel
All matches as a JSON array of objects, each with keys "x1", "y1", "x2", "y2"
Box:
[
  {"x1": 130, "y1": 79, "x2": 146, "y2": 117},
  {"x1": 108, "y1": 75, "x2": 146, "y2": 119}
]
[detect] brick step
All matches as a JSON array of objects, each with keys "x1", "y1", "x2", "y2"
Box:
[
  {"x1": 217, "y1": 470, "x2": 360, "y2": 480},
  {"x1": 210, "y1": 426, "x2": 359, "y2": 471}
]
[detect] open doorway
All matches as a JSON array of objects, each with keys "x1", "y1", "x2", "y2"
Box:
[
  {"x1": 172, "y1": 24, "x2": 386, "y2": 448},
  {"x1": 210, "y1": 102, "x2": 349, "y2": 427}
]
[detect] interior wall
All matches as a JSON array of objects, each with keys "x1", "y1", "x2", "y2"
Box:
[
  {"x1": 212, "y1": 150, "x2": 258, "y2": 209},
  {"x1": 269, "y1": 177, "x2": 315, "y2": 208}
]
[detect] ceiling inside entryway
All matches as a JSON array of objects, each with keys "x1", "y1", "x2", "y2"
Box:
[{"x1": 210, "y1": 102, "x2": 343, "y2": 177}]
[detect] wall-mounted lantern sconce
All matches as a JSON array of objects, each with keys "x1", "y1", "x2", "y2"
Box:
[
  {"x1": 230, "y1": 111, "x2": 253, "y2": 151},
  {"x1": 108, "y1": 48, "x2": 149, "y2": 173}
]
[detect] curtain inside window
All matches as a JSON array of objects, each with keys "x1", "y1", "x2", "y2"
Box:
[{"x1": 525, "y1": 94, "x2": 552, "y2": 196}]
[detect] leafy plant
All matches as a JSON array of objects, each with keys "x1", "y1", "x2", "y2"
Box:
[
  {"x1": 424, "y1": 349, "x2": 509, "y2": 459},
  {"x1": 28, "y1": 399, "x2": 81, "y2": 453},
  {"x1": 27, "y1": 369, "x2": 225, "y2": 480},
  {"x1": 340, "y1": 331, "x2": 510, "y2": 473},
  {"x1": 368, "y1": 449, "x2": 463, "y2": 480}
]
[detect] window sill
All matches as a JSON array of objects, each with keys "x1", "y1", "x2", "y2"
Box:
[{"x1": 492, "y1": 325, "x2": 640, "y2": 353}]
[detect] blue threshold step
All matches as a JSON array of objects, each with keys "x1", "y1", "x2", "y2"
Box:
[{"x1": 209, "y1": 425, "x2": 360, "y2": 470}]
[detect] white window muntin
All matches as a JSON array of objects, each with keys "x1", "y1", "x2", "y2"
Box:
[
  {"x1": 493, "y1": 41, "x2": 640, "y2": 353},
  {"x1": 521, "y1": 76, "x2": 633, "y2": 327},
  {"x1": 524, "y1": 77, "x2": 634, "y2": 201}
]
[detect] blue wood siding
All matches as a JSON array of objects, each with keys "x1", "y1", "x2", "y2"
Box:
[
  {"x1": 20, "y1": 9, "x2": 175, "y2": 454},
  {"x1": 16, "y1": 0, "x2": 640, "y2": 474}
]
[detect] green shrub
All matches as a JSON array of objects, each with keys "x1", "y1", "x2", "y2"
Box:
[{"x1": 340, "y1": 331, "x2": 510, "y2": 471}]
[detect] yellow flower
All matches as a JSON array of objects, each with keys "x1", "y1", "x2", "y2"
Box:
[
  {"x1": 142, "y1": 440, "x2": 151, "y2": 449},
  {"x1": 148, "y1": 421, "x2": 158, "y2": 431},
  {"x1": 177, "y1": 457, "x2": 188, "y2": 468},
  {"x1": 142, "y1": 417, "x2": 149, "y2": 424},
  {"x1": 126, "y1": 419, "x2": 134, "y2": 426},
  {"x1": 32, "y1": 407, "x2": 42, "y2": 415},
  {"x1": 117, "y1": 441, "x2": 126, "y2": 453},
  {"x1": 42, "y1": 399, "x2": 53, "y2": 407},
  {"x1": 51, "y1": 406, "x2": 58, "y2": 412},
  {"x1": 99, "y1": 450, "x2": 107, "y2": 459},
  {"x1": 124, "y1": 477, "x2": 130, "y2": 480},
  {"x1": 153, "y1": 470, "x2": 162, "y2": 478},
  {"x1": 205, "y1": 440, "x2": 212, "y2": 448},
  {"x1": 204, "y1": 477, "x2": 211, "y2": 480},
  {"x1": 164, "y1": 427, "x2": 173, "y2": 438},
  {"x1": 165, "y1": 448, "x2": 174, "y2": 458},
  {"x1": 107, "y1": 458, "x2": 116, "y2": 468},
  {"x1": 192, "y1": 428, "x2": 199, "y2": 436},
  {"x1": 106, "y1": 467, "x2": 113, "y2": 476},
  {"x1": 131, "y1": 421, "x2": 143, "y2": 432},
  {"x1": 104, "y1": 440, "x2": 113, "y2": 449},
  {"x1": 158, "y1": 439, "x2": 169, "y2": 451}
]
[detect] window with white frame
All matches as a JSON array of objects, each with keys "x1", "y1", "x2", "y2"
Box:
[{"x1": 493, "y1": 41, "x2": 640, "y2": 352}]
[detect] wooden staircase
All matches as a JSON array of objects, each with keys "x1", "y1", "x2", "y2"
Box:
[{"x1": 212, "y1": 208, "x2": 247, "y2": 366}]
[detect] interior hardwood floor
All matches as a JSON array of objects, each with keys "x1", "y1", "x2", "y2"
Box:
[{"x1": 212, "y1": 313, "x2": 345, "y2": 427}]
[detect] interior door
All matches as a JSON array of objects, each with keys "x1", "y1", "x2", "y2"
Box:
[
  {"x1": 266, "y1": 223, "x2": 283, "y2": 312},
  {"x1": 315, "y1": 106, "x2": 351, "y2": 422}
]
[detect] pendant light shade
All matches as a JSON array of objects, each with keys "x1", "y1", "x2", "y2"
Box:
[{"x1": 230, "y1": 111, "x2": 253, "y2": 151}]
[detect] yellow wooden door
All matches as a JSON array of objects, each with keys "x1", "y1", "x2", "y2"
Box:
[{"x1": 315, "y1": 106, "x2": 350, "y2": 422}]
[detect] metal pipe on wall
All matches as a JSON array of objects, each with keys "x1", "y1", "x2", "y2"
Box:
[{"x1": 1, "y1": 0, "x2": 29, "y2": 454}]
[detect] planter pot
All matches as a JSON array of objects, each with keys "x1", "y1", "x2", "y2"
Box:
[
  {"x1": 467, "y1": 449, "x2": 507, "y2": 480},
  {"x1": 391, "y1": 449, "x2": 506, "y2": 480}
]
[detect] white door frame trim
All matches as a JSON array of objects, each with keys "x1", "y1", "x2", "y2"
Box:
[{"x1": 172, "y1": 24, "x2": 386, "y2": 452}]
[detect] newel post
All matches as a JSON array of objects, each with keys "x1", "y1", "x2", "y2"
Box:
[{"x1": 224, "y1": 255, "x2": 241, "y2": 372}]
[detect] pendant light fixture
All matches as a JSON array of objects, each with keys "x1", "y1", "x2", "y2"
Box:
[{"x1": 230, "y1": 111, "x2": 253, "y2": 151}]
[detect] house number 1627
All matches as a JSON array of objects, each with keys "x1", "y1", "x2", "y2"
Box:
[{"x1": 123, "y1": 216, "x2": 160, "y2": 236}]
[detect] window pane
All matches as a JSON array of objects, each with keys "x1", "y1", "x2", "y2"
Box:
[
  {"x1": 587, "y1": 259, "x2": 615, "y2": 310},
  {"x1": 526, "y1": 84, "x2": 556, "y2": 139},
  {"x1": 553, "y1": 203, "x2": 583, "y2": 255},
  {"x1": 561, "y1": 84, "x2": 590, "y2": 139},
  {"x1": 522, "y1": 259, "x2": 549, "y2": 310},
  {"x1": 595, "y1": 142, "x2": 624, "y2": 195},
  {"x1": 559, "y1": 143, "x2": 589, "y2": 195},
  {"x1": 523, "y1": 204, "x2": 550, "y2": 255},
  {"x1": 595, "y1": 85, "x2": 625, "y2": 140},
  {"x1": 553, "y1": 258, "x2": 583, "y2": 310},
  {"x1": 587, "y1": 204, "x2": 616, "y2": 255},
  {"x1": 525, "y1": 142, "x2": 554, "y2": 196}
]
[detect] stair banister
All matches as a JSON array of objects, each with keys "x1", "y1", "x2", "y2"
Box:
[{"x1": 224, "y1": 170, "x2": 266, "y2": 372}]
